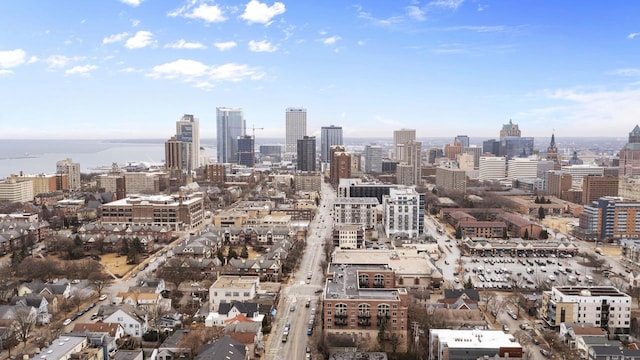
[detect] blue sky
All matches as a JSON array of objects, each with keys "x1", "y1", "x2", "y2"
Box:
[{"x1": 1, "y1": 0, "x2": 640, "y2": 140}]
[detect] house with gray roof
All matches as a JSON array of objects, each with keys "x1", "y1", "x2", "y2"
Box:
[{"x1": 195, "y1": 335, "x2": 247, "y2": 360}]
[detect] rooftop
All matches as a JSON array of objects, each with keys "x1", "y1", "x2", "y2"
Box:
[
  {"x1": 431, "y1": 329, "x2": 521, "y2": 349},
  {"x1": 332, "y1": 249, "x2": 439, "y2": 276},
  {"x1": 211, "y1": 276, "x2": 259, "y2": 289},
  {"x1": 333, "y1": 197, "x2": 380, "y2": 205},
  {"x1": 553, "y1": 286, "x2": 629, "y2": 298},
  {"x1": 38, "y1": 335, "x2": 86, "y2": 360},
  {"x1": 325, "y1": 263, "x2": 403, "y2": 301}
]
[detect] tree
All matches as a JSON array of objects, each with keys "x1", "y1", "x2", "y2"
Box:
[
  {"x1": 538, "y1": 206, "x2": 546, "y2": 220},
  {"x1": 88, "y1": 271, "x2": 111, "y2": 297},
  {"x1": 14, "y1": 306, "x2": 35, "y2": 348},
  {"x1": 156, "y1": 258, "x2": 200, "y2": 288},
  {"x1": 534, "y1": 196, "x2": 540, "y2": 204},
  {"x1": 226, "y1": 247, "x2": 238, "y2": 262},
  {"x1": 540, "y1": 229, "x2": 549, "y2": 240},
  {"x1": 455, "y1": 226, "x2": 462, "y2": 240},
  {"x1": 523, "y1": 229, "x2": 529, "y2": 240},
  {"x1": 215, "y1": 248, "x2": 224, "y2": 264},
  {"x1": 464, "y1": 276, "x2": 473, "y2": 289},
  {"x1": 240, "y1": 245, "x2": 249, "y2": 259}
]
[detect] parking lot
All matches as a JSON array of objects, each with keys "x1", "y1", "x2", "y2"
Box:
[{"x1": 458, "y1": 252, "x2": 603, "y2": 291}]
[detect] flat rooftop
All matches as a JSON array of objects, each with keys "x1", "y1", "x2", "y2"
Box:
[
  {"x1": 333, "y1": 197, "x2": 380, "y2": 205},
  {"x1": 211, "y1": 276, "x2": 258, "y2": 289},
  {"x1": 325, "y1": 263, "x2": 401, "y2": 301},
  {"x1": 105, "y1": 194, "x2": 202, "y2": 206},
  {"x1": 554, "y1": 286, "x2": 629, "y2": 297},
  {"x1": 332, "y1": 249, "x2": 439, "y2": 275},
  {"x1": 431, "y1": 329, "x2": 520, "y2": 349},
  {"x1": 38, "y1": 335, "x2": 86, "y2": 359}
]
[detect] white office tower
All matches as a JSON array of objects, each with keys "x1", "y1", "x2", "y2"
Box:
[
  {"x1": 56, "y1": 158, "x2": 81, "y2": 190},
  {"x1": 382, "y1": 187, "x2": 425, "y2": 238},
  {"x1": 217, "y1": 107, "x2": 245, "y2": 164},
  {"x1": 393, "y1": 129, "x2": 416, "y2": 161},
  {"x1": 176, "y1": 114, "x2": 201, "y2": 171},
  {"x1": 364, "y1": 144, "x2": 383, "y2": 173},
  {"x1": 285, "y1": 108, "x2": 307, "y2": 157},
  {"x1": 506, "y1": 157, "x2": 539, "y2": 180},
  {"x1": 320, "y1": 125, "x2": 343, "y2": 163},
  {"x1": 479, "y1": 156, "x2": 506, "y2": 181}
]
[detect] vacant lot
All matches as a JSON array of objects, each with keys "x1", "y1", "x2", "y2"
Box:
[
  {"x1": 101, "y1": 253, "x2": 135, "y2": 277},
  {"x1": 222, "y1": 246, "x2": 260, "y2": 259}
]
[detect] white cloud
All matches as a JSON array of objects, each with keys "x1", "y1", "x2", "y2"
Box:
[
  {"x1": 477, "y1": 4, "x2": 487, "y2": 11},
  {"x1": 357, "y1": 9, "x2": 403, "y2": 27},
  {"x1": 120, "y1": 0, "x2": 143, "y2": 6},
  {"x1": 27, "y1": 56, "x2": 38, "y2": 64},
  {"x1": 45, "y1": 55, "x2": 85, "y2": 69},
  {"x1": 428, "y1": 0, "x2": 464, "y2": 9},
  {"x1": 248, "y1": 40, "x2": 277, "y2": 52},
  {"x1": 214, "y1": 41, "x2": 238, "y2": 51},
  {"x1": 322, "y1": 36, "x2": 341, "y2": 45},
  {"x1": 611, "y1": 68, "x2": 640, "y2": 77},
  {"x1": 0, "y1": 69, "x2": 13, "y2": 76},
  {"x1": 532, "y1": 87, "x2": 640, "y2": 136},
  {"x1": 125, "y1": 31, "x2": 156, "y2": 49},
  {"x1": 131, "y1": 19, "x2": 141, "y2": 27},
  {"x1": 406, "y1": 6, "x2": 426, "y2": 21},
  {"x1": 65, "y1": 64, "x2": 98, "y2": 76},
  {"x1": 103, "y1": 32, "x2": 129, "y2": 44},
  {"x1": 0, "y1": 49, "x2": 26, "y2": 68},
  {"x1": 628, "y1": 33, "x2": 640, "y2": 39},
  {"x1": 165, "y1": 39, "x2": 207, "y2": 49},
  {"x1": 147, "y1": 58, "x2": 264, "y2": 89},
  {"x1": 168, "y1": 2, "x2": 227, "y2": 23},
  {"x1": 240, "y1": 0, "x2": 285, "y2": 25},
  {"x1": 119, "y1": 67, "x2": 138, "y2": 73}
]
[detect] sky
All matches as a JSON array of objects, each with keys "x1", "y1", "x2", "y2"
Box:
[{"x1": 1, "y1": 1, "x2": 640, "y2": 140}]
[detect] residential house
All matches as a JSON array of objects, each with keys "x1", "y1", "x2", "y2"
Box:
[
  {"x1": 194, "y1": 335, "x2": 247, "y2": 360},
  {"x1": 112, "y1": 350, "x2": 144, "y2": 360},
  {"x1": 10, "y1": 294, "x2": 51, "y2": 324},
  {"x1": 224, "y1": 258, "x2": 281, "y2": 282},
  {"x1": 440, "y1": 289, "x2": 480, "y2": 310},
  {"x1": 99, "y1": 305, "x2": 148, "y2": 338},
  {"x1": 70, "y1": 322, "x2": 123, "y2": 353},
  {"x1": 224, "y1": 321, "x2": 263, "y2": 358},
  {"x1": 17, "y1": 279, "x2": 71, "y2": 303},
  {"x1": 157, "y1": 329, "x2": 193, "y2": 360},
  {"x1": 205, "y1": 302, "x2": 262, "y2": 327}
]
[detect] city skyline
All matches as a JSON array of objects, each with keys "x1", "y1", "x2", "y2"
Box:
[{"x1": 2, "y1": 1, "x2": 640, "y2": 139}]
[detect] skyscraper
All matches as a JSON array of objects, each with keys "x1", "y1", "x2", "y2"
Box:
[
  {"x1": 620, "y1": 125, "x2": 640, "y2": 177},
  {"x1": 320, "y1": 125, "x2": 343, "y2": 163},
  {"x1": 56, "y1": 158, "x2": 81, "y2": 190},
  {"x1": 364, "y1": 144, "x2": 383, "y2": 173},
  {"x1": 393, "y1": 129, "x2": 416, "y2": 161},
  {"x1": 165, "y1": 135, "x2": 186, "y2": 171},
  {"x1": 285, "y1": 107, "x2": 307, "y2": 155},
  {"x1": 297, "y1": 136, "x2": 316, "y2": 171},
  {"x1": 216, "y1": 107, "x2": 244, "y2": 164},
  {"x1": 454, "y1": 135, "x2": 470, "y2": 149},
  {"x1": 176, "y1": 114, "x2": 201, "y2": 170},
  {"x1": 237, "y1": 135, "x2": 255, "y2": 167}
]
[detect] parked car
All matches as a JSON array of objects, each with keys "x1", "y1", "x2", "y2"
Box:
[
  {"x1": 502, "y1": 324, "x2": 509, "y2": 332},
  {"x1": 99, "y1": 294, "x2": 108, "y2": 301},
  {"x1": 540, "y1": 349, "x2": 552, "y2": 358},
  {"x1": 63, "y1": 319, "x2": 72, "y2": 326}
]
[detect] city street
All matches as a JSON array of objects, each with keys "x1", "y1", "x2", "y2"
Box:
[{"x1": 265, "y1": 181, "x2": 335, "y2": 360}]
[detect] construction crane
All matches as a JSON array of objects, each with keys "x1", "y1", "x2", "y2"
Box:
[{"x1": 249, "y1": 124, "x2": 264, "y2": 140}]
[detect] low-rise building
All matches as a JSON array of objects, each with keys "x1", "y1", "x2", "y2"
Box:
[
  {"x1": 209, "y1": 276, "x2": 260, "y2": 312},
  {"x1": 540, "y1": 286, "x2": 631, "y2": 335},
  {"x1": 332, "y1": 197, "x2": 378, "y2": 229},
  {"x1": 429, "y1": 329, "x2": 523, "y2": 360},
  {"x1": 332, "y1": 224, "x2": 365, "y2": 249}
]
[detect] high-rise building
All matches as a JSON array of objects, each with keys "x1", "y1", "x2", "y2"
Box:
[
  {"x1": 56, "y1": 158, "x2": 81, "y2": 190},
  {"x1": 320, "y1": 125, "x2": 343, "y2": 163},
  {"x1": 444, "y1": 140, "x2": 462, "y2": 160},
  {"x1": 176, "y1": 114, "x2": 201, "y2": 170},
  {"x1": 506, "y1": 158, "x2": 538, "y2": 180},
  {"x1": 237, "y1": 135, "x2": 255, "y2": 167},
  {"x1": 216, "y1": 107, "x2": 244, "y2": 164},
  {"x1": 436, "y1": 167, "x2": 467, "y2": 192},
  {"x1": 582, "y1": 175, "x2": 619, "y2": 205},
  {"x1": 463, "y1": 146, "x2": 482, "y2": 169},
  {"x1": 500, "y1": 119, "x2": 521, "y2": 138},
  {"x1": 364, "y1": 144, "x2": 383, "y2": 173},
  {"x1": 454, "y1": 135, "x2": 470, "y2": 149},
  {"x1": 478, "y1": 157, "x2": 506, "y2": 181},
  {"x1": 285, "y1": 107, "x2": 307, "y2": 155},
  {"x1": 259, "y1": 145, "x2": 282, "y2": 162},
  {"x1": 482, "y1": 139, "x2": 500, "y2": 156},
  {"x1": 620, "y1": 125, "x2": 640, "y2": 177},
  {"x1": 382, "y1": 187, "x2": 425, "y2": 238},
  {"x1": 545, "y1": 170, "x2": 572, "y2": 198},
  {"x1": 397, "y1": 140, "x2": 421, "y2": 186},
  {"x1": 330, "y1": 146, "x2": 351, "y2": 187},
  {"x1": 393, "y1": 129, "x2": 416, "y2": 161},
  {"x1": 165, "y1": 136, "x2": 187, "y2": 171},
  {"x1": 296, "y1": 136, "x2": 316, "y2": 171}
]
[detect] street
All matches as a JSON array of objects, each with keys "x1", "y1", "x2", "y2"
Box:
[{"x1": 265, "y1": 181, "x2": 335, "y2": 360}]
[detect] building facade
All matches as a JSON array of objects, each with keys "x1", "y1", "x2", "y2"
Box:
[
  {"x1": 582, "y1": 175, "x2": 619, "y2": 205},
  {"x1": 332, "y1": 224, "x2": 365, "y2": 249},
  {"x1": 330, "y1": 146, "x2": 351, "y2": 187},
  {"x1": 285, "y1": 107, "x2": 307, "y2": 155},
  {"x1": 332, "y1": 197, "x2": 378, "y2": 229},
  {"x1": 540, "y1": 286, "x2": 631, "y2": 334},
  {"x1": 176, "y1": 114, "x2": 201, "y2": 170},
  {"x1": 364, "y1": 144, "x2": 383, "y2": 173},
  {"x1": 296, "y1": 136, "x2": 316, "y2": 172},
  {"x1": 393, "y1": 128, "x2": 416, "y2": 161},
  {"x1": 382, "y1": 187, "x2": 425, "y2": 238},
  {"x1": 237, "y1": 135, "x2": 255, "y2": 167},
  {"x1": 478, "y1": 157, "x2": 506, "y2": 181},
  {"x1": 217, "y1": 107, "x2": 244, "y2": 164},
  {"x1": 435, "y1": 167, "x2": 467, "y2": 192},
  {"x1": 320, "y1": 125, "x2": 343, "y2": 163},
  {"x1": 574, "y1": 197, "x2": 640, "y2": 241},
  {"x1": 429, "y1": 329, "x2": 523, "y2": 360},
  {"x1": 100, "y1": 193, "x2": 204, "y2": 231},
  {"x1": 0, "y1": 178, "x2": 33, "y2": 202},
  {"x1": 56, "y1": 158, "x2": 81, "y2": 190}
]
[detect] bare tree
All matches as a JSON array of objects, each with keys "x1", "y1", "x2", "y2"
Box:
[
  {"x1": 88, "y1": 271, "x2": 111, "y2": 297},
  {"x1": 0, "y1": 262, "x2": 17, "y2": 303},
  {"x1": 13, "y1": 306, "x2": 35, "y2": 348}
]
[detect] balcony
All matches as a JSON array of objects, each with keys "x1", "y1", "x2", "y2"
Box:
[
  {"x1": 358, "y1": 312, "x2": 371, "y2": 318},
  {"x1": 335, "y1": 311, "x2": 348, "y2": 318},
  {"x1": 359, "y1": 281, "x2": 369, "y2": 288},
  {"x1": 334, "y1": 317, "x2": 348, "y2": 326},
  {"x1": 373, "y1": 281, "x2": 384, "y2": 288},
  {"x1": 358, "y1": 319, "x2": 371, "y2": 327}
]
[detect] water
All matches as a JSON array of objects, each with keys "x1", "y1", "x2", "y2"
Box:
[{"x1": 0, "y1": 139, "x2": 214, "y2": 178}]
